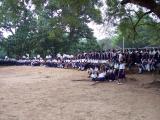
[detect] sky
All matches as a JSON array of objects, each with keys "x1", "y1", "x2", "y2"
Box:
[
  {"x1": 88, "y1": 0, "x2": 109, "y2": 40},
  {"x1": 88, "y1": 22, "x2": 107, "y2": 40},
  {"x1": 2, "y1": 30, "x2": 12, "y2": 38}
]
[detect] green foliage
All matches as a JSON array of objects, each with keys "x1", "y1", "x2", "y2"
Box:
[
  {"x1": 0, "y1": 41, "x2": 7, "y2": 58},
  {"x1": 1, "y1": 0, "x2": 159, "y2": 56},
  {"x1": 98, "y1": 38, "x2": 113, "y2": 50},
  {"x1": 0, "y1": 0, "x2": 102, "y2": 57},
  {"x1": 69, "y1": 38, "x2": 101, "y2": 54},
  {"x1": 105, "y1": 0, "x2": 160, "y2": 48},
  {"x1": 112, "y1": 15, "x2": 160, "y2": 48}
]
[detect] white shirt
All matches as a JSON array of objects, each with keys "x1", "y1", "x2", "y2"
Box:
[
  {"x1": 94, "y1": 67, "x2": 99, "y2": 72},
  {"x1": 119, "y1": 53, "x2": 123, "y2": 62},
  {"x1": 37, "y1": 55, "x2": 40, "y2": 58},
  {"x1": 98, "y1": 72, "x2": 106, "y2": 78},
  {"x1": 91, "y1": 73, "x2": 97, "y2": 78},
  {"x1": 48, "y1": 55, "x2": 52, "y2": 59},
  {"x1": 114, "y1": 63, "x2": 119, "y2": 69},
  {"x1": 119, "y1": 63, "x2": 125, "y2": 70},
  {"x1": 5, "y1": 56, "x2": 8, "y2": 59}
]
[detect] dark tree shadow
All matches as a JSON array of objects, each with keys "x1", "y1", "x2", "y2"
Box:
[
  {"x1": 91, "y1": 81, "x2": 108, "y2": 86},
  {"x1": 71, "y1": 79, "x2": 91, "y2": 82},
  {"x1": 72, "y1": 79, "x2": 111, "y2": 86}
]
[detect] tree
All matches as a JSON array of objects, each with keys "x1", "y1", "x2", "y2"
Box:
[
  {"x1": 0, "y1": 0, "x2": 103, "y2": 57},
  {"x1": 112, "y1": 15, "x2": 160, "y2": 48},
  {"x1": 98, "y1": 38, "x2": 113, "y2": 50},
  {"x1": 121, "y1": 0, "x2": 160, "y2": 18},
  {"x1": 105, "y1": 0, "x2": 160, "y2": 48}
]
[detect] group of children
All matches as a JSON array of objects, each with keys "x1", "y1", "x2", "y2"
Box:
[
  {"x1": 138, "y1": 57, "x2": 159, "y2": 73},
  {"x1": 87, "y1": 61, "x2": 125, "y2": 84},
  {"x1": 0, "y1": 48, "x2": 160, "y2": 84}
]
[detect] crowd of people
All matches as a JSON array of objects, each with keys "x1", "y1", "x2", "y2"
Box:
[{"x1": 0, "y1": 48, "x2": 160, "y2": 84}]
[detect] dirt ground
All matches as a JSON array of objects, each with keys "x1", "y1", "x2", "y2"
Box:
[{"x1": 0, "y1": 66, "x2": 160, "y2": 120}]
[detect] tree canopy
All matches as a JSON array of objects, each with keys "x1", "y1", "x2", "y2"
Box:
[
  {"x1": 0, "y1": 0, "x2": 102, "y2": 57},
  {"x1": 105, "y1": 0, "x2": 160, "y2": 48},
  {"x1": 0, "y1": 0, "x2": 160, "y2": 58},
  {"x1": 121, "y1": 0, "x2": 160, "y2": 18}
]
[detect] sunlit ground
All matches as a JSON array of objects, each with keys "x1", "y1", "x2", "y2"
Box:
[{"x1": 0, "y1": 66, "x2": 160, "y2": 120}]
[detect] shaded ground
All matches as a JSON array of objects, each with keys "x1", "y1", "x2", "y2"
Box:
[{"x1": 0, "y1": 66, "x2": 160, "y2": 120}]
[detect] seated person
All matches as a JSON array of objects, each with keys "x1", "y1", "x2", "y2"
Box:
[
  {"x1": 94, "y1": 66, "x2": 99, "y2": 74},
  {"x1": 87, "y1": 67, "x2": 94, "y2": 77},
  {"x1": 92, "y1": 69, "x2": 106, "y2": 81},
  {"x1": 90, "y1": 71, "x2": 98, "y2": 81}
]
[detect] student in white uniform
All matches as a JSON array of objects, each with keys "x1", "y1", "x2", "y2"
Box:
[
  {"x1": 118, "y1": 61, "x2": 126, "y2": 84},
  {"x1": 91, "y1": 71, "x2": 98, "y2": 81},
  {"x1": 94, "y1": 66, "x2": 99, "y2": 74},
  {"x1": 87, "y1": 67, "x2": 94, "y2": 77},
  {"x1": 114, "y1": 61, "x2": 119, "y2": 80},
  {"x1": 97, "y1": 71, "x2": 106, "y2": 81},
  {"x1": 92, "y1": 68, "x2": 106, "y2": 81}
]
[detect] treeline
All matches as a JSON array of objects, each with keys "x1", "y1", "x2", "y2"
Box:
[
  {"x1": 0, "y1": 0, "x2": 102, "y2": 58},
  {"x1": 100, "y1": 0, "x2": 160, "y2": 49},
  {"x1": 0, "y1": 0, "x2": 160, "y2": 58}
]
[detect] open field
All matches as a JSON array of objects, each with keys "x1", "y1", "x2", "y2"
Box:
[{"x1": 0, "y1": 66, "x2": 160, "y2": 120}]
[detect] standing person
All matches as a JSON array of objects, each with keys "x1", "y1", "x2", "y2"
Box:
[
  {"x1": 114, "y1": 61, "x2": 119, "y2": 80},
  {"x1": 108, "y1": 67, "x2": 116, "y2": 82},
  {"x1": 118, "y1": 60, "x2": 126, "y2": 84},
  {"x1": 118, "y1": 51, "x2": 123, "y2": 62}
]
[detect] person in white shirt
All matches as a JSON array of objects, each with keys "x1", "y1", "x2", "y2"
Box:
[
  {"x1": 118, "y1": 52, "x2": 123, "y2": 62},
  {"x1": 87, "y1": 67, "x2": 94, "y2": 77},
  {"x1": 92, "y1": 68, "x2": 106, "y2": 81},
  {"x1": 94, "y1": 66, "x2": 99, "y2": 74},
  {"x1": 114, "y1": 61, "x2": 119, "y2": 80},
  {"x1": 5, "y1": 56, "x2": 8, "y2": 60},
  {"x1": 91, "y1": 71, "x2": 98, "y2": 81},
  {"x1": 118, "y1": 61, "x2": 126, "y2": 84}
]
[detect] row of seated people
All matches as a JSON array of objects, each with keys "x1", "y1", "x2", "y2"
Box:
[
  {"x1": 31, "y1": 58, "x2": 126, "y2": 85},
  {"x1": 0, "y1": 59, "x2": 40, "y2": 66},
  {"x1": 0, "y1": 58, "x2": 105, "y2": 70},
  {"x1": 0, "y1": 57, "x2": 160, "y2": 74},
  {"x1": 0, "y1": 47, "x2": 160, "y2": 74}
]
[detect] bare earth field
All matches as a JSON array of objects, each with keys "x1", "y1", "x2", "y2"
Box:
[{"x1": 0, "y1": 66, "x2": 160, "y2": 120}]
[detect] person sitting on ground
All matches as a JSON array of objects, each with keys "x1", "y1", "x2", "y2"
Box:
[
  {"x1": 92, "y1": 68, "x2": 106, "y2": 82},
  {"x1": 90, "y1": 70, "x2": 98, "y2": 81},
  {"x1": 87, "y1": 67, "x2": 94, "y2": 78},
  {"x1": 96, "y1": 69, "x2": 106, "y2": 81},
  {"x1": 90, "y1": 65, "x2": 99, "y2": 80}
]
